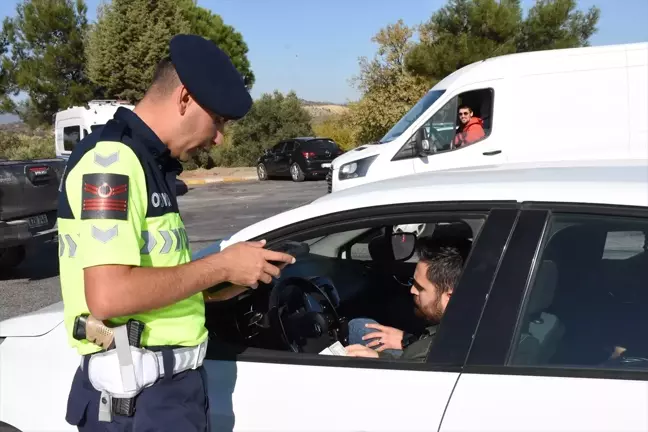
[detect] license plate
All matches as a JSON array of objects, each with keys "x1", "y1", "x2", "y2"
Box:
[
  {"x1": 321, "y1": 163, "x2": 331, "y2": 168},
  {"x1": 28, "y1": 214, "x2": 48, "y2": 228}
]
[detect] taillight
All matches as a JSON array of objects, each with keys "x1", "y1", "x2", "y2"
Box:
[{"x1": 302, "y1": 151, "x2": 316, "y2": 158}]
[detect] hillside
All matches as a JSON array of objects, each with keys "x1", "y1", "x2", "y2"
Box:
[
  {"x1": 0, "y1": 99, "x2": 352, "y2": 131},
  {"x1": 301, "y1": 101, "x2": 350, "y2": 124}
]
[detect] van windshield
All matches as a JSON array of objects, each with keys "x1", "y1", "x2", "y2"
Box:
[{"x1": 377, "y1": 89, "x2": 445, "y2": 144}]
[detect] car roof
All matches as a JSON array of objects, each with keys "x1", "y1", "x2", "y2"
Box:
[{"x1": 223, "y1": 158, "x2": 648, "y2": 245}]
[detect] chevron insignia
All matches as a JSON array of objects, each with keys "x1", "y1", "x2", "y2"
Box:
[
  {"x1": 91, "y1": 225, "x2": 118, "y2": 243},
  {"x1": 94, "y1": 151, "x2": 119, "y2": 168}
]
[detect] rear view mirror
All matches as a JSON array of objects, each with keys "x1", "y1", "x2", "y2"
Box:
[{"x1": 390, "y1": 232, "x2": 417, "y2": 261}]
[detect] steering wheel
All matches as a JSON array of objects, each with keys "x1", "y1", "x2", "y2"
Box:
[{"x1": 267, "y1": 276, "x2": 348, "y2": 353}]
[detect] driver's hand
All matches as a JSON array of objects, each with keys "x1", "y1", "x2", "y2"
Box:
[
  {"x1": 362, "y1": 323, "x2": 404, "y2": 351},
  {"x1": 345, "y1": 344, "x2": 379, "y2": 358}
]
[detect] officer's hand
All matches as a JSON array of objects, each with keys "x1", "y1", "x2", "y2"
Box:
[{"x1": 217, "y1": 239, "x2": 295, "y2": 288}]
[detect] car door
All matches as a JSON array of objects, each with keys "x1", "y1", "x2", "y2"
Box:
[
  {"x1": 440, "y1": 205, "x2": 648, "y2": 432},
  {"x1": 274, "y1": 141, "x2": 294, "y2": 175},
  {"x1": 200, "y1": 203, "x2": 518, "y2": 431},
  {"x1": 411, "y1": 85, "x2": 507, "y2": 174},
  {"x1": 265, "y1": 142, "x2": 286, "y2": 175}
]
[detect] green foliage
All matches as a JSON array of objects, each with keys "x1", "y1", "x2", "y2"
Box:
[
  {"x1": 85, "y1": 0, "x2": 255, "y2": 102},
  {"x1": 0, "y1": 0, "x2": 98, "y2": 127},
  {"x1": 517, "y1": 0, "x2": 601, "y2": 51},
  {"x1": 85, "y1": 0, "x2": 191, "y2": 102},
  {"x1": 406, "y1": 0, "x2": 600, "y2": 81},
  {"x1": 0, "y1": 130, "x2": 54, "y2": 160},
  {"x1": 181, "y1": 5, "x2": 255, "y2": 89},
  {"x1": 312, "y1": 113, "x2": 358, "y2": 151},
  {"x1": 349, "y1": 19, "x2": 431, "y2": 144},
  {"x1": 222, "y1": 91, "x2": 313, "y2": 167}
]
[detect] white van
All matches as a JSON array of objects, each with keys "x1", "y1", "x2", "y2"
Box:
[
  {"x1": 328, "y1": 42, "x2": 648, "y2": 193},
  {"x1": 54, "y1": 100, "x2": 134, "y2": 160}
]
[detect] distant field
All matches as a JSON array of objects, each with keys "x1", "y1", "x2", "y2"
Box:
[{"x1": 303, "y1": 104, "x2": 350, "y2": 124}]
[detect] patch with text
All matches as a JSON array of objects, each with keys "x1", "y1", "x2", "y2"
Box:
[{"x1": 81, "y1": 173, "x2": 129, "y2": 220}]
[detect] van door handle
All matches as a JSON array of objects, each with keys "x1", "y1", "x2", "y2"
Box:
[{"x1": 483, "y1": 150, "x2": 502, "y2": 156}]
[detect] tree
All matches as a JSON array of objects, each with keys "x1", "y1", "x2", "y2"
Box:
[
  {"x1": 85, "y1": 0, "x2": 254, "y2": 102},
  {"x1": 406, "y1": 0, "x2": 522, "y2": 81},
  {"x1": 349, "y1": 19, "x2": 430, "y2": 144},
  {"x1": 181, "y1": 5, "x2": 255, "y2": 89},
  {"x1": 406, "y1": 0, "x2": 600, "y2": 81},
  {"x1": 349, "y1": 72, "x2": 429, "y2": 144},
  {"x1": 85, "y1": 0, "x2": 191, "y2": 102},
  {"x1": 517, "y1": 0, "x2": 600, "y2": 52},
  {"x1": 226, "y1": 90, "x2": 313, "y2": 166},
  {"x1": 0, "y1": 0, "x2": 98, "y2": 126}
]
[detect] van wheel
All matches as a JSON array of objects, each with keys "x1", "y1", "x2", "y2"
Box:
[
  {"x1": 257, "y1": 163, "x2": 269, "y2": 181},
  {"x1": 0, "y1": 246, "x2": 26, "y2": 273},
  {"x1": 290, "y1": 163, "x2": 305, "y2": 182}
]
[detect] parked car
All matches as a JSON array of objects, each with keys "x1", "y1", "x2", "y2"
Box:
[
  {"x1": 1, "y1": 158, "x2": 648, "y2": 431},
  {"x1": 0, "y1": 157, "x2": 65, "y2": 271},
  {"x1": 256, "y1": 136, "x2": 344, "y2": 182}
]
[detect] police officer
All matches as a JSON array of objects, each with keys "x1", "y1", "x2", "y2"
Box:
[{"x1": 57, "y1": 34, "x2": 295, "y2": 431}]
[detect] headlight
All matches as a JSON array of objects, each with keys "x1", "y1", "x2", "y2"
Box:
[{"x1": 338, "y1": 155, "x2": 378, "y2": 180}]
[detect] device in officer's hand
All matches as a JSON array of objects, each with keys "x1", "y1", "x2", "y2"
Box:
[{"x1": 266, "y1": 240, "x2": 309, "y2": 267}]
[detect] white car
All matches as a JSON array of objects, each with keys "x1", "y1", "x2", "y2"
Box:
[{"x1": 2, "y1": 159, "x2": 648, "y2": 432}]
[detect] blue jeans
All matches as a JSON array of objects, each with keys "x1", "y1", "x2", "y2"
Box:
[{"x1": 348, "y1": 317, "x2": 403, "y2": 358}]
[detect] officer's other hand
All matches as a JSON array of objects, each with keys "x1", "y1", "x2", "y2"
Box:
[{"x1": 218, "y1": 239, "x2": 295, "y2": 288}]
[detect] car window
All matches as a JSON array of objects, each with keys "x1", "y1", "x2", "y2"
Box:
[
  {"x1": 396, "y1": 88, "x2": 494, "y2": 160},
  {"x1": 303, "y1": 139, "x2": 338, "y2": 152},
  {"x1": 284, "y1": 141, "x2": 296, "y2": 153},
  {"x1": 206, "y1": 213, "x2": 486, "y2": 367},
  {"x1": 508, "y1": 213, "x2": 648, "y2": 370},
  {"x1": 63, "y1": 126, "x2": 81, "y2": 151}
]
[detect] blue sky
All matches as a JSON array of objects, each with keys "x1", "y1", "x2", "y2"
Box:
[{"x1": 1, "y1": 0, "x2": 647, "y2": 106}]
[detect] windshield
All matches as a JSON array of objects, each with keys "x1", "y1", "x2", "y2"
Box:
[{"x1": 378, "y1": 89, "x2": 445, "y2": 144}]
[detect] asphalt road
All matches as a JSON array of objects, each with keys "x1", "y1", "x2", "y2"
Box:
[{"x1": 0, "y1": 179, "x2": 327, "y2": 322}]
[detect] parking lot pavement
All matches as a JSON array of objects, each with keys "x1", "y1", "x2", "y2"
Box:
[{"x1": 0, "y1": 179, "x2": 327, "y2": 322}]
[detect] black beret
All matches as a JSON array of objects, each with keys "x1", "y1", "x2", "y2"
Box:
[{"x1": 169, "y1": 34, "x2": 252, "y2": 120}]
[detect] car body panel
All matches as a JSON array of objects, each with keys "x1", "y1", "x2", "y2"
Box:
[
  {"x1": 222, "y1": 159, "x2": 648, "y2": 249},
  {"x1": 440, "y1": 373, "x2": 648, "y2": 432},
  {"x1": 1, "y1": 160, "x2": 648, "y2": 431}
]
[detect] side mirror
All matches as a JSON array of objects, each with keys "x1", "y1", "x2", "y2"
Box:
[
  {"x1": 263, "y1": 149, "x2": 271, "y2": 155},
  {"x1": 390, "y1": 232, "x2": 417, "y2": 261},
  {"x1": 413, "y1": 128, "x2": 431, "y2": 156},
  {"x1": 175, "y1": 179, "x2": 188, "y2": 196}
]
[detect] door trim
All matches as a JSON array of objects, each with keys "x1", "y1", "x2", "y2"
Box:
[
  {"x1": 205, "y1": 201, "x2": 520, "y2": 372},
  {"x1": 465, "y1": 203, "x2": 648, "y2": 382}
]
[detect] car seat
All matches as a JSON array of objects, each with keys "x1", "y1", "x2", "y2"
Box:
[{"x1": 511, "y1": 260, "x2": 565, "y2": 365}]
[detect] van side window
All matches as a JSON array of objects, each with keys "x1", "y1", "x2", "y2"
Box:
[
  {"x1": 63, "y1": 126, "x2": 81, "y2": 151},
  {"x1": 412, "y1": 88, "x2": 494, "y2": 155}
]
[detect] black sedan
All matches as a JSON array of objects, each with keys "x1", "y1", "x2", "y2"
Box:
[{"x1": 256, "y1": 137, "x2": 344, "y2": 182}]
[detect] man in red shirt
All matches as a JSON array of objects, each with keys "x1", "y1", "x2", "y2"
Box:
[{"x1": 453, "y1": 104, "x2": 485, "y2": 148}]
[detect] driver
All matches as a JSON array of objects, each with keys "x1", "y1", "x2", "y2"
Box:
[
  {"x1": 345, "y1": 243, "x2": 465, "y2": 360},
  {"x1": 453, "y1": 104, "x2": 485, "y2": 148}
]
